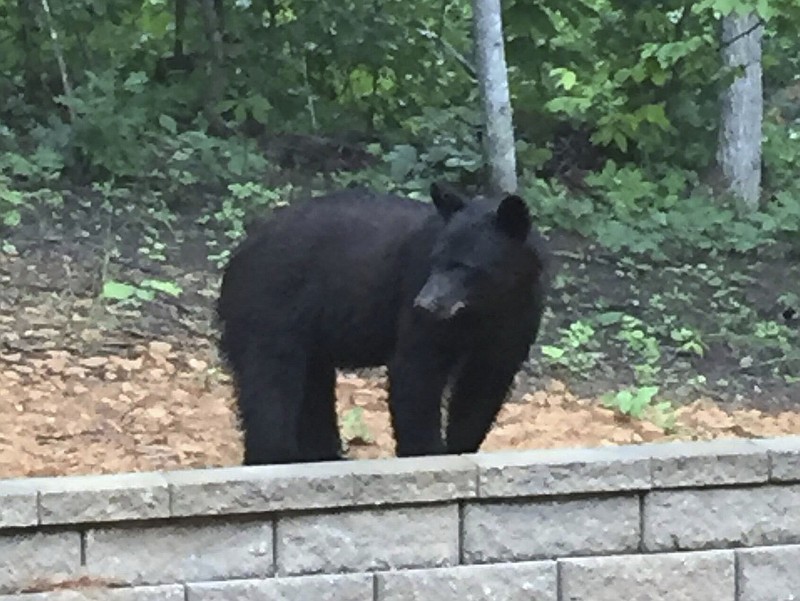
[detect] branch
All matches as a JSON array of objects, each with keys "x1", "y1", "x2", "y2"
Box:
[
  {"x1": 718, "y1": 15, "x2": 764, "y2": 50},
  {"x1": 38, "y1": 0, "x2": 75, "y2": 121},
  {"x1": 414, "y1": 20, "x2": 477, "y2": 81}
]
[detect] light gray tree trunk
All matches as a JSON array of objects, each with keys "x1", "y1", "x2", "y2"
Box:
[
  {"x1": 473, "y1": 0, "x2": 517, "y2": 195},
  {"x1": 716, "y1": 12, "x2": 763, "y2": 210}
]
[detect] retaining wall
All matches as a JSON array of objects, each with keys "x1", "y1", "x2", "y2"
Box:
[{"x1": 1, "y1": 436, "x2": 800, "y2": 600}]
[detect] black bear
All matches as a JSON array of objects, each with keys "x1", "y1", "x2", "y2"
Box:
[{"x1": 216, "y1": 182, "x2": 550, "y2": 465}]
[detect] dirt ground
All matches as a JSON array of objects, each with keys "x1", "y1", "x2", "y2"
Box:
[{"x1": 2, "y1": 340, "x2": 800, "y2": 479}]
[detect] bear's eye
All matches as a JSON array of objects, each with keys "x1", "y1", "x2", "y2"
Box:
[
  {"x1": 446, "y1": 260, "x2": 469, "y2": 271},
  {"x1": 448, "y1": 261, "x2": 484, "y2": 276}
]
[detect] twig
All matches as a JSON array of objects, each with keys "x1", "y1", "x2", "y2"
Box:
[{"x1": 302, "y1": 53, "x2": 318, "y2": 131}]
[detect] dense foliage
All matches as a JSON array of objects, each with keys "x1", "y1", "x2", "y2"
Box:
[{"x1": 1, "y1": 0, "x2": 799, "y2": 252}]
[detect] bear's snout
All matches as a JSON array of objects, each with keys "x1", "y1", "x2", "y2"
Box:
[{"x1": 414, "y1": 275, "x2": 467, "y2": 319}]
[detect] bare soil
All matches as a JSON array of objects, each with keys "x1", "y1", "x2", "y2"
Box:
[{"x1": 2, "y1": 341, "x2": 800, "y2": 479}]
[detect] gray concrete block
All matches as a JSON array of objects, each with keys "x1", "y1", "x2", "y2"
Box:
[
  {"x1": 646, "y1": 438, "x2": 769, "y2": 488},
  {"x1": 559, "y1": 550, "x2": 735, "y2": 601},
  {"x1": 755, "y1": 436, "x2": 800, "y2": 483},
  {"x1": 376, "y1": 561, "x2": 557, "y2": 601},
  {"x1": 0, "y1": 585, "x2": 185, "y2": 600},
  {"x1": 0, "y1": 480, "x2": 39, "y2": 528},
  {"x1": 473, "y1": 445, "x2": 651, "y2": 498},
  {"x1": 643, "y1": 485, "x2": 800, "y2": 551},
  {"x1": 0, "y1": 532, "x2": 81, "y2": 594},
  {"x1": 276, "y1": 504, "x2": 459, "y2": 575},
  {"x1": 166, "y1": 462, "x2": 354, "y2": 517},
  {"x1": 462, "y1": 495, "x2": 640, "y2": 563},
  {"x1": 737, "y1": 545, "x2": 800, "y2": 601},
  {"x1": 37, "y1": 472, "x2": 169, "y2": 525},
  {"x1": 187, "y1": 574, "x2": 373, "y2": 601},
  {"x1": 85, "y1": 519, "x2": 273, "y2": 585},
  {"x1": 350, "y1": 455, "x2": 477, "y2": 505}
]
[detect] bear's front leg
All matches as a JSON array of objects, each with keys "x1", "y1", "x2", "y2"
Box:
[
  {"x1": 444, "y1": 349, "x2": 524, "y2": 455},
  {"x1": 386, "y1": 333, "x2": 452, "y2": 457}
]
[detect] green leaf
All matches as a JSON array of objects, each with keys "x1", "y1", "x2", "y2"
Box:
[
  {"x1": 541, "y1": 345, "x2": 566, "y2": 359},
  {"x1": 102, "y1": 281, "x2": 138, "y2": 300},
  {"x1": 249, "y1": 95, "x2": 272, "y2": 124},
  {"x1": 158, "y1": 114, "x2": 177, "y2": 134},
  {"x1": 387, "y1": 145, "x2": 418, "y2": 181},
  {"x1": 341, "y1": 407, "x2": 373, "y2": 443},
  {"x1": 228, "y1": 152, "x2": 246, "y2": 176},
  {"x1": 141, "y1": 278, "x2": 183, "y2": 296},
  {"x1": 551, "y1": 68, "x2": 578, "y2": 91},
  {"x1": 349, "y1": 67, "x2": 375, "y2": 98},
  {"x1": 616, "y1": 390, "x2": 634, "y2": 414},
  {"x1": 613, "y1": 132, "x2": 628, "y2": 153},
  {"x1": 135, "y1": 288, "x2": 156, "y2": 301},
  {"x1": 638, "y1": 104, "x2": 670, "y2": 129},
  {"x1": 635, "y1": 386, "x2": 660, "y2": 403},
  {"x1": 123, "y1": 71, "x2": 149, "y2": 92},
  {"x1": 544, "y1": 96, "x2": 592, "y2": 116},
  {"x1": 595, "y1": 311, "x2": 624, "y2": 326},
  {"x1": 2, "y1": 209, "x2": 21, "y2": 227},
  {"x1": 650, "y1": 69, "x2": 668, "y2": 86}
]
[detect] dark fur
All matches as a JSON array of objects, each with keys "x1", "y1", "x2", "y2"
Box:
[{"x1": 216, "y1": 183, "x2": 550, "y2": 465}]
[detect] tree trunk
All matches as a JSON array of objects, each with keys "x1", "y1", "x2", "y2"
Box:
[
  {"x1": 472, "y1": 0, "x2": 517, "y2": 195},
  {"x1": 716, "y1": 12, "x2": 763, "y2": 210}
]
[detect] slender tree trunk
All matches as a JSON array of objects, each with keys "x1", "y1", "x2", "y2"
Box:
[
  {"x1": 716, "y1": 12, "x2": 763, "y2": 209},
  {"x1": 472, "y1": 0, "x2": 517, "y2": 195},
  {"x1": 200, "y1": 0, "x2": 228, "y2": 134},
  {"x1": 17, "y1": 0, "x2": 43, "y2": 102}
]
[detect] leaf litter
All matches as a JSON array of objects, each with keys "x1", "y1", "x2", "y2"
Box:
[{"x1": 2, "y1": 341, "x2": 800, "y2": 478}]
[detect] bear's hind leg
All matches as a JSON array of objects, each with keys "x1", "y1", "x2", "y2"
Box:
[
  {"x1": 298, "y1": 359, "x2": 344, "y2": 462},
  {"x1": 235, "y1": 341, "x2": 307, "y2": 466}
]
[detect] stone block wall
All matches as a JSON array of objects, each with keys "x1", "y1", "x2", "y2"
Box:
[{"x1": 1, "y1": 436, "x2": 800, "y2": 600}]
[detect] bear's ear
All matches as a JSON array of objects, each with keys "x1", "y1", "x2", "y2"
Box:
[
  {"x1": 430, "y1": 182, "x2": 466, "y2": 220},
  {"x1": 495, "y1": 194, "x2": 531, "y2": 241}
]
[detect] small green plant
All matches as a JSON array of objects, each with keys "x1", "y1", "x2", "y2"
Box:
[
  {"x1": 669, "y1": 326, "x2": 706, "y2": 357},
  {"x1": 615, "y1": 315, "x2": 662, "y2": 384},
  {"x1": 600, "y1": 386, "x2": 677, "y2": 433},
  {"x1": 201, "y1": 182, "x2": 294, "y2": 269},
  {"x1": 139, "y1": 233, "x2": 168, "y2": 263},
  {"x1": 226, "y1": 181, "x2": 291, "y2": 209},
  {"x1": 198, "y1": 181, "x2": 293, "y2": 245},
  {"x1": 210, "y1": 198, "x2": 247, "y2": 241},
  {"x1": 101, "y1": 278, "x2": 182, "y2": 304},
  {"x1": 778, "y1": 291, "x2": 799, "y2": 312},
  {"x1": 340, "y1": 407, "x2": 373, "y2": 447},
  {"x1": 753, "y1": 320, "x2": 793, "y2": 354},
  {"x1": 541, "y1": 320, "x2": 603, "y2": 374},
  {"x1": 206, "y1": 242, "x2": 232, "y2": 271}
]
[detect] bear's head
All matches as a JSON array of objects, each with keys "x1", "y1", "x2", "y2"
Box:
[{"x1": 413, "y1": 181, "x2": 546, "y2": 321}]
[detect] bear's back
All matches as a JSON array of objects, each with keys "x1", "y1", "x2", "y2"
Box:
[
  {"x1": 217, "y1": 188, "x2": 444, "y2": 366},
  {"x1": 238, "y1": 188, "x2": 435, "y2": 260}
]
